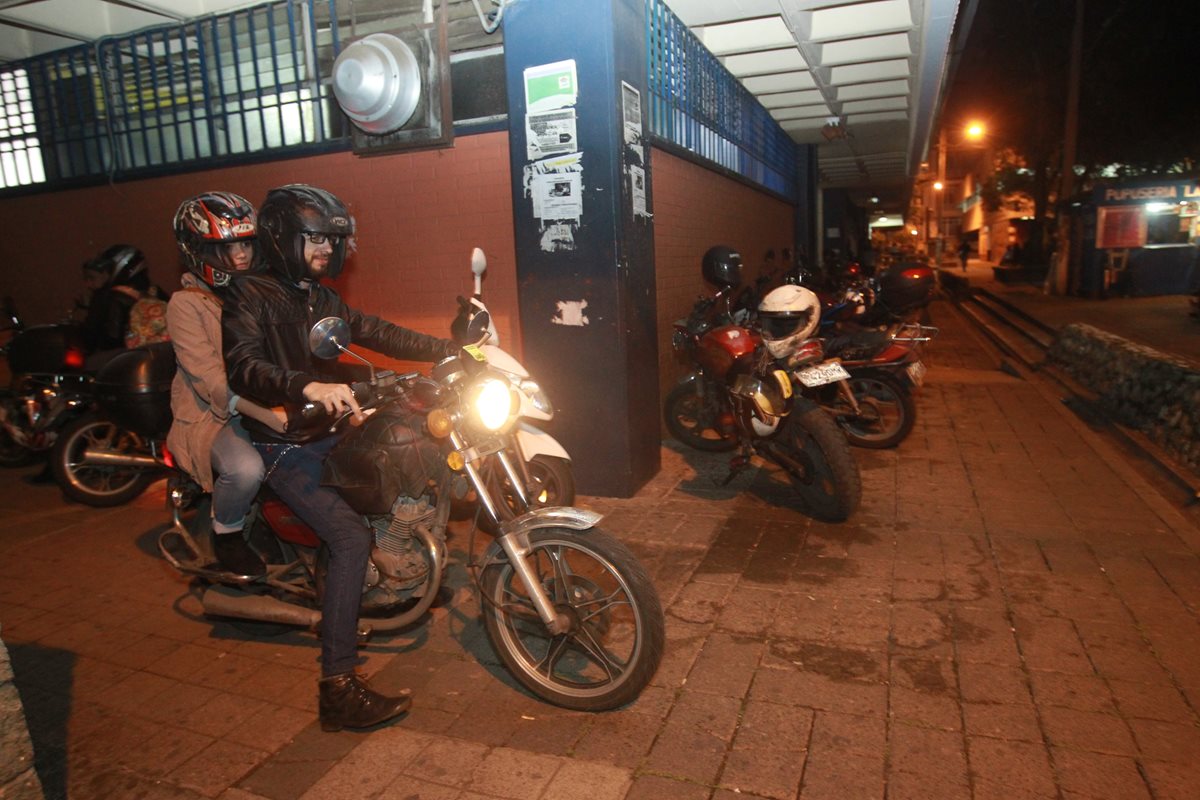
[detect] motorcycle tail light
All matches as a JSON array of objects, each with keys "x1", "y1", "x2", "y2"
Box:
[
  {"x1": 64, "y1": 347, "x2": 85, "y2": 369},
  {"x1": 789, "y1": 338, "x2": 825, "y2": 367}
]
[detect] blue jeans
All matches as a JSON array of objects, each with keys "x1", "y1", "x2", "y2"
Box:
[
  {"x1": 256, "y1": 435, "x2": 370, "y2": 677},
  {"x1": 210, "y1": 418, "x2": 265, "y2": 534}
]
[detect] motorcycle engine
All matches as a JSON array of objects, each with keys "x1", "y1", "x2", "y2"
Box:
[{"x1": 368, "y1": 496, "x2": 434, "y2": 584}]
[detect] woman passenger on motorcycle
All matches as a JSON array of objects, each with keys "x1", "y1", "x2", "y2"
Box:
[
  {"x1": 167, "y1": 192, "x2": 286, "y2": 577},
  {"x1": 222, "y1": 184, "x2": 459, "y2": 732}
]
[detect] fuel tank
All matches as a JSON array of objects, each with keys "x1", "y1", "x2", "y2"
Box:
[{"x1": 694, "y1": 324, "x2": 761, "y2": 382}]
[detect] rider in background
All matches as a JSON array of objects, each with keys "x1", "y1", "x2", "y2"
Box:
[
  {"x1": 80, "y1": 244, "x2": 144, "y2": 366},
  {"x1": 167, "y1": 192, "x2": 286, "y2": 577},
  {"x1": 222, "y1": 184, "x2": 459, "y2": 732}
]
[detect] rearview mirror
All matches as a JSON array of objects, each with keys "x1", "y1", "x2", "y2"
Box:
[{"x1": 309, "y1": 317, "x2": 352, "y2": 360}]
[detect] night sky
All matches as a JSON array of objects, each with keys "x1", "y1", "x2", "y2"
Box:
[{"x1": 942, "y1": 0, "x2": 1200, "y2": 174}]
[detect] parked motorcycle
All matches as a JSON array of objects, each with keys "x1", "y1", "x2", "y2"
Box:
[
  {"x1": 817, "y1": 262, "x2": 937, "y2": 330},
  {"x1": 665, "y1": 251, "x2": 861, "y2": 521},
  {"x1": 811, "y1": 321, "x2": 937, "y2": 448},
  {"x1": 0, "y1": 297, "x2": 94, "y2": 468},
  {"x1": 153, "y1": 309, "x2": 663, "y2": 710}
]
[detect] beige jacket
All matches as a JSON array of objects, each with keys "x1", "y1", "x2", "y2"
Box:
[{"x1": 165, "y1": 274, "x2": 231, "y2": 491}]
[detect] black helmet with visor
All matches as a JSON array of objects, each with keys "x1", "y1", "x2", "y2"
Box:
[{"x1": 258, "y1": 184, "x2": 355, "y2": 282}]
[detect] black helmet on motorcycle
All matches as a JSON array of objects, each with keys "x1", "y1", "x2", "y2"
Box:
[
  {"x1": 98, "y1": 244, "x2": 146, "y2": 289},
  {"x1": 702, "y1": 245, "x2": 742, "y2": 289},
  {"x1": 257, "y1": 184, "x2": 355, "y2": 282},
  {"x1": 173, "y1": 191, "x2": 260, "y2": 289}
]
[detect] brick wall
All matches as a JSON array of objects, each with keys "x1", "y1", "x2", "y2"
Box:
[
  {"x1": 0, "y1": 132, "x2": 519, "y2": 372},
  {"x1": 651, "y1": 147, "x2": 796, "y2": 403}
]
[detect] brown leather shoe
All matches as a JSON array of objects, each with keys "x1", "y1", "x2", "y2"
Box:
[{"x1": 318, "y1": 672, "x2": 412, "y2": 732}]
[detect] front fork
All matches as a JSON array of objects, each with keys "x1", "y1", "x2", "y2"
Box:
[{"x1": 452, "y1": 431, "x2": 570, "y2": 634}]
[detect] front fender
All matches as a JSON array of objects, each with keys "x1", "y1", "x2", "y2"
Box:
[
  {"x1": 500, "y1": 505, "x2": 602, "y2": 537},
  {"x1": 515, "y1": 422, "x2": 570, "y2": 461}
]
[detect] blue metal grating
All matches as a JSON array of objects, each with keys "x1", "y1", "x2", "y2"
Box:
[
  {"x1": 0, "y1": 0, "x2": 346, "y2": 191},
  {"x1": 646, "y1": 0, "x2": 797, "y2": 201}
]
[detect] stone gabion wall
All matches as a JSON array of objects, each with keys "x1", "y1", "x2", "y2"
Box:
[
  {"x1": 1048, "y1": 323, "x2": 1200, "y2": 475},
  {"x1": 0, "y1": 627, "x2": 44, "y2": 800}
]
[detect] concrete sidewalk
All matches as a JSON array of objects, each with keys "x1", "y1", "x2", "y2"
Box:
[{"x1": 2, "y1": 295, "x2": 1200, "y2": 800}]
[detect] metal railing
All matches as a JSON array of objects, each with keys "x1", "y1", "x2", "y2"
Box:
[
  {"x1": 645, "y1": 0, "x2": 797, "y2": 202},
  {"x1": 0, "y1": 0, "x2": 345, "y2": 191}
]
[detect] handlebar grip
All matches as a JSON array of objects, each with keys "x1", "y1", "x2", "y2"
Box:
[{"x1": 294, "y1": 381, "x2": 375, "y2": 423}]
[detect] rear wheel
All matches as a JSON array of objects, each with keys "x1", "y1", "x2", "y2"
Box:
[
  {"x1": 775, "y1": 400, "x2": 861, "y2": 522},
  {"x1": 663, "y1": 381, "x2": 737, "y2": 452},
  {"x1": 51, "y1": 412, "x2": 157, "y2": 506},
  {"x1": 832, "y1": 371, "x2": 915, "y2": 449},
  {"x1": 480, "y1": 527, "x2": 664, "y2": 711}
]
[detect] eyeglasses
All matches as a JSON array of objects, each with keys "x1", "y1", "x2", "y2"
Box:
[{"x1": 302, "y1": 232, "x2": 342, "y2": 245}]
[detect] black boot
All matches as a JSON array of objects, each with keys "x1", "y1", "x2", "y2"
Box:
[
  {"x1": 319, "y1": 672, "x2": 412, "y2": 732},
  {"x1": 213, "y1": 531, "x2": 265, "y2": 577}
]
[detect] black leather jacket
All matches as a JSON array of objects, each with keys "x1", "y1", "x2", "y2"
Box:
[{"x1": 222, "y1": 273, "x2": 458, "y2": 443}]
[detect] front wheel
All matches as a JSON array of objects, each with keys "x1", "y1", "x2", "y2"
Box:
[
  {"x1": 51, "y1": 412, "x2": 157, "y2": 506},
  {"x1": 831, "y1": 371, "x2": 916, "y2": 449},
  {"x1": 663, "y1": 380, "x2": 737, "y2": 452},
  {"x1": 480, "y1": 527, "x2": 665, "y2": 711},
  {"x1": 775, "y1": 400, "x2": 861, "y2": 522},
  {"x1": 490, "y1": 454, "x2": 576, "y2": 522}
]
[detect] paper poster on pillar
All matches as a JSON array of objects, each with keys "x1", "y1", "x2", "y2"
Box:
[
  {"x1": 629, "y1": 165, "x2": 647, "y2": 218},
  {"x1": 621, "y1": 81, "x2": 642, "y2": 149}
]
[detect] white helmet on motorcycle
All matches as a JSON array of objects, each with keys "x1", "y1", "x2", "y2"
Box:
[{"x1": 757, "y1": 284, "x2": 820, "y2": 359}]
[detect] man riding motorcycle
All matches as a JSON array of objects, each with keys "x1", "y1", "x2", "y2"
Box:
[{"x1": 221, "y1": 184, "x2": 459, "y2": 732}]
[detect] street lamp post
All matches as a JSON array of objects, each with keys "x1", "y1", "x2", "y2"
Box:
[{"x1": 930, "y1": 121, "x2": 986, "y2": 267}]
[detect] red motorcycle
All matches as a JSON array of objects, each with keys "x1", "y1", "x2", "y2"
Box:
[
  {"x1": 664, "y1": 249, "x2": 861, "y2": 522},
  {"x1": 814, "y1": 321, "x2": 937, "y2": 448}
]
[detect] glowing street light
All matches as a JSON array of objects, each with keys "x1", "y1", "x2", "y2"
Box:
[
  {"x1": 965, "y1": 121, "x2": 986, "y2": 141},
  {"x1": 933, "y1": 180, "x2": 944, "y2": 191}
]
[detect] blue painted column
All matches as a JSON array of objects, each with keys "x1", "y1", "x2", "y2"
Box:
[{"x1": 503, "y1": 0, "x2": 659, "y2": 497}]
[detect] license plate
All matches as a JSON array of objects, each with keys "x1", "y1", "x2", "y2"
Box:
[
  {"x1": 906, "y1": 360, "x2": 926, "y2": 387},
  {"x1": 794, "y1": 361, "x2": 851, "y2": 388}
]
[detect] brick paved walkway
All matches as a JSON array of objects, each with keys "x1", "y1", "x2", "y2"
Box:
[{"x1": 1, "y1": 296, "x2": 1198, "y2": 799}]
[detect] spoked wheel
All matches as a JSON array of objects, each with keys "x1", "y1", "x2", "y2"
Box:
[
  {"x1": 51, "y1": 411, "x2": 157, "y2": 506},
  {"x1": 832, "y1": 371, "x2": 915, "y2": 449},
  {"x1": 774, "y1": 400, "x2": 861, "y2": 522},
  {"x1": 480, "y1": 527, "x2": 665, "y2": 711},
  {"x1": 663, "y1": 381, "x2": 737, "y2": 452}
]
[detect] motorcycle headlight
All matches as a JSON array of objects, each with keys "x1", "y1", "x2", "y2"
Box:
[
  {"x1": 519, "y1": 378, "x2": 554, "y2": 417},
  {"x1": 470, "y1": 377, "x2": 517, "y2": 432}
]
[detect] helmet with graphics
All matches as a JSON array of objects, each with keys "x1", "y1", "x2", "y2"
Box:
[
  {"x1": 173, "y1": 192, "x2": 259, "y2": 289},
  {"x1": 257, "y1": 184, "x2": 355, "y2": 282}
]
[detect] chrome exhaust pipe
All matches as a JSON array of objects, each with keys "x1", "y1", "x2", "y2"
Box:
[
  {"x1": 201, "y1": 584, "x2": 321, "y2": 628},
  {"x1": 81, "y1": 447, "x2": 163, "y2": 468}
]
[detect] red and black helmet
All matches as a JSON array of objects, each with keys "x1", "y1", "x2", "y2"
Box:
[{"x1": 173, "y1": 191, "x2": 259, "y2": 288}]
